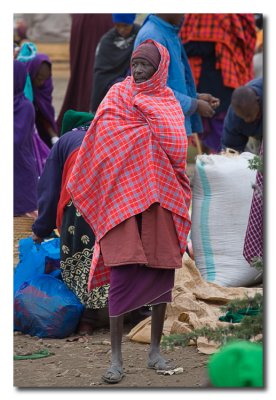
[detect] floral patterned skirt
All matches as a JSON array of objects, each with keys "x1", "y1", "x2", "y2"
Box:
[{"x1": 60, "y1": 200, "x2": 109, "y2": 309}]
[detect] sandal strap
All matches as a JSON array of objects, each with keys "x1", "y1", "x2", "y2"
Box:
[
  {"x1": 102, "y1": 364, "x2": 124, "y2": 383},
  {"x1": 148, "y1": 355, "x2": 173, "y2": 370}
]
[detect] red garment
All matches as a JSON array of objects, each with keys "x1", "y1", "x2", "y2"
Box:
[
  {"x1": 56, "y1": 148, "x2": 79, "y2": 233},
  {"x1": 100, "y1": 203, "x2": 182, "y2": 268},
  {"x1": 180, "y1": 14, "x2": 256, "y2": 88},
  {"x1": 67, "y1": 39, "x2": 191, "y2": 291}
]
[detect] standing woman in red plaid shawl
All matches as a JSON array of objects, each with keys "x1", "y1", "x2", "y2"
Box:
[
  {"x1": 180, "y1": 14, "x2": 256, "y2": 154},
  {"x1": 67, "y1": 40, "x2": 191, "y2": 384}
]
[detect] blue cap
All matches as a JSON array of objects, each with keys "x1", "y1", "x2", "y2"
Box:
[{"x1": 112, "y1": 14, "x2": 136, "y2": 25}]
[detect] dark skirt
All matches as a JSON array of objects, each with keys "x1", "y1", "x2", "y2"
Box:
[
  {"x1": 109, "y1": 264, "x2": 174, "y2": 317},
  {"x1": 60, "y1": 200, "x2": 109, "y2": 309}
]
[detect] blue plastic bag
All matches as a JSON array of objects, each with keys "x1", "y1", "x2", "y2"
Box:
[
  {"x1": 44, "y1": 256, "x2": 62, "y2": 279},
  {"x1": 14, "y1": 274, "x2": 84, "y2": 338},
  {"x1": 14, "y1": 237, "x2": 61, "y2": 295}
]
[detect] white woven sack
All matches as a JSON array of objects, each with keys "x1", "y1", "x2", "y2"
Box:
[{"x1": 191, "y1": 152, "x2": 261, "y2": 287}]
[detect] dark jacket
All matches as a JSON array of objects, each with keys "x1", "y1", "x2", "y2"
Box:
[
  {"x1": 184, "y1": 41, "x2": 234, "y2": 113},
  {"x1": 32, "y1": 127, "x2": 87, "y2": 237},
  {"x1": 91, "y1": 24, "x2": 140, "y2": 112},
  {"x1": 221, "y1": 78, "x2": 263, "y2": 152}
]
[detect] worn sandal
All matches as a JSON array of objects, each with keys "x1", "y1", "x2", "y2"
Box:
[
  {"x1": 147, "y1": 355, "x2": 175, "y2": 371},
  {"x1": 102, "y1": 364, "x2": 125, "y2": 384}
]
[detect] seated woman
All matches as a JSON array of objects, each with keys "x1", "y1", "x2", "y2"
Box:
[
  {"x1": 26, "y1": 53, "x2": 59, "y2": 148},
  {"x1": 14, "y1": 60, "x2": 38, "y2": 217},
  {"x1": 31, "y1": 110, "x2": 110, "y2": 334},
  {"x1": 68, "y1": 40, "x2": 192, "y2": 383}
]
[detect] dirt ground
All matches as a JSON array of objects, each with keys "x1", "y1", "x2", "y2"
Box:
[
  {"x1": 13, "y1": 325, "x2": 209, "y2": 388},
  {"x1": 13, "y1": 66, "x2": 206, "y2": 389}
]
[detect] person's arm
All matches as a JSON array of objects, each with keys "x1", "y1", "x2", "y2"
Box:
[
  {"x1": 174, "y1": 89, "x2": 217, "y2": 117},
  {"x1": 172, "y1": 88, "x2": 194, "y2": 115},
  {"x1": 35, "y1": 77, "x2": 59, "y2": 144},
  {"x1": 182, "y1": 42, "x2": 220, "y2": 114},
  {"x1": 147, "y1": 116, "x2": 189, "y2": 190},
  {"x1": 42, "y1": 118, "x2": 59, "y2": 144},
  {"x1": 197, "y1": 93, "x2": 220, "y2": 109},
  {"x1": 32, "y1": 144, "x2": 63, "y2": 239},
  {"x1": 163, "y1": 141, "x2": 190, "y2": 193}
]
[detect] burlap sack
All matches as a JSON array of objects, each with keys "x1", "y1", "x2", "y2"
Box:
[{"x1": 127, "y1": 255, "x2": 262, "y2": 353}]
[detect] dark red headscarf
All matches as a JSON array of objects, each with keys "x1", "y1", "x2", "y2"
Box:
[{"x1": 131, "y1": 42, "x2": 161, "y2": 69}]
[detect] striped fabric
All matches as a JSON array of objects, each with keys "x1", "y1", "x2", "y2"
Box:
[
  {"x1": 180, "y1": 14, "x2": 256, "y2": 89},
  {"x1": 67, "y1": 39, "x2": 191, "y2": 291}
]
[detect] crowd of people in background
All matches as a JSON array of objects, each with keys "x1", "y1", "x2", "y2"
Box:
[
  {"x1": 181, "y1": 13, "x2": 257, "y2": 153},
  {"x1": 13, "y1": 13, "x2": 264, "y2": 387}
]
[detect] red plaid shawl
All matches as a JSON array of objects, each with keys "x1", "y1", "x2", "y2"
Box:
[
  {"x1": 180, "y1": 14, "x2": 256, "y2": 88},
  {"x1": 67, "y1": 39, "x2": 191, "y2": 291}
]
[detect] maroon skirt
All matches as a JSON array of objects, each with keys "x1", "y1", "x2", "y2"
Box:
[{"x1": 100, "y1": 203, "x2": 181, "y2": 316}]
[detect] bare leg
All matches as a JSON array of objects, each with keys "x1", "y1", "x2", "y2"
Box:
[
  {"x1": 110, "y1": 315, "x2": 124, "y2": 367},
  {"x1": 102, "y1": 314, "x2": 125, "y2": 383},
  {"x1": 148, "y1": 303, "x2": 167, "y2": 359},
  {"x1": 148, "y1": 303, "x2": 174, "y2": 370}
]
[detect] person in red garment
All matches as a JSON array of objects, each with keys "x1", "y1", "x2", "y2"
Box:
[
  {"x1": 67, "y1": 40, "x2": 191, "y2": 383},
  {"x1": 180, "y1": 13, "x2": 256, "y2": 153}
]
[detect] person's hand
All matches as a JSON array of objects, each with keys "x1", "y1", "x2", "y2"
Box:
[
  {"x1": 198, "y1": 93, "x2": 220, "y2": 109},
  {"x1": 47, "y1": 126, "x2": 59, "y2": 145},
  {"x1": 197, "y1": 99, "x2": 216, "y2": 118},
  {"x1": 14, "y1": 45, "x2": 20, "y2": 59},
  {"x1": 209, "y1": 97, "x2": 220, "y2": 109},
  {"x1": 51, "y1": 136, "x2": 59, "y2": 145},
  {"x1": 32, "y1": 232, "x2": 44, "y2": 244}
]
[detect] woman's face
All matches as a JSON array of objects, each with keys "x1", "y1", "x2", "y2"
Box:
[
  {"x1": 33, "y1": 62, "x2": 51, "y2": 87},
  {"x1": 131, "y1": 58, "x2": 156, "y2": 83}
]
